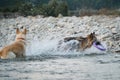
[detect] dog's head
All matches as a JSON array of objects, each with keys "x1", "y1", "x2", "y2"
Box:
[
  {"x1": 87, "y1": 32, "x2": 97, "y2": 47},
  {"x1": 15, "y1": 28, "x2": 27, "y2": 41}
]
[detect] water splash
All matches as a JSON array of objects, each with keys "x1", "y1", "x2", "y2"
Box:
[
  {"x1": 26, "y1": 37, "x2": 107, "y2": 56},
  {"x1": 26, "y1": 37, "x2": 59, "y2": 56},
  {"x1": 84, "y1": 42, "x2": 107, "y2": 55}
]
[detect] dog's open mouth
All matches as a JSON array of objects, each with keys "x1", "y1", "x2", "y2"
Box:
[
  {"x1": 93, "y1": 41, "x2": 106, "y2": 51},
  {"x1": 95, "y1": 41, "x2": 101, "y2": 45}
]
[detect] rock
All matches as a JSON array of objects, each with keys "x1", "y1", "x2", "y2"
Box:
[
  {"x1": 58, "y1": 14, "x2": 63, "y2": 18},
  {"x1": 111, "y1": 28, "x2": 117, "y2": 34}
]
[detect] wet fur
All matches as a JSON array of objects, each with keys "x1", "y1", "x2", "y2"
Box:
[
  {"x1": 0, "y1": 28, "x2": 27, "y2": 59},
  {"x1": 61, "y1": 32, "x2": 97, "y2": 51}
]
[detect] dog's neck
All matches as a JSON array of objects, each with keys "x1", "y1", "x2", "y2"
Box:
[
  {"x1": 15, "y1": 37, "x2": 26, "y2": 42},
  {"x1": 15, "y1": 38, "x2": 26, "y2": 45},
  {"x1": 16, "y1": 38, "x2": 25, "y2": 40}
]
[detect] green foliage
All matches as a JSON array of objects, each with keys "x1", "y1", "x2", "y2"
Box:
[
  {"x1": 55, "y1": 1, "x2": 68, "y2": 16},
  {"x1": 48, "y1": 0, "x2": 58, "y2": 16},
  {"x1": 66, "y1": 0, "x2": 120, "y2": 10},
  {"x1": 39, "y1": 4, "x2": 50, "y2": 16},
  {"x1": 37, "y1": 0, "x2": 68, "y2": 17},
  {"x1": 0, "y1": 0, "x2": 24, "y2": 12},
  {"x1": 0, "y1": 0, "x2": 120, "y2": 16},
  {"x1": 18, "y1": 2, "x2": 34, "y2": 16},
  {"x1": 0, "y1": 0, "x2": 69, "y2": 17}
]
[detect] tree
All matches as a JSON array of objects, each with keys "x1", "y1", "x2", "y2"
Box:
[
  {"x1": 48, "y1": 0, "x2": 58, "y2": 16},
  {"x1": 18, "y1": 2, "x2": 33, "y2": 16},
  {"x1": 39, "y1": 0, "x2": 68, "y2": 17},
  {"x1": 55, "y1": 1, "x2": 68, "y2": 16}
]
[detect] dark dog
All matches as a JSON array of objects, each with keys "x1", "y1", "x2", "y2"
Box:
[{"x1": 58, "y1": 32, "x2": 97, "y2": 51}]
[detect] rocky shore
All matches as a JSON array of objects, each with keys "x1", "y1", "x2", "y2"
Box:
[{"x1": 0, "y1": 15, "x2": 120, "y2": 53}]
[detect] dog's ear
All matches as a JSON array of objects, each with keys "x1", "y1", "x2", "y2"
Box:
[
  {"x1": 90, "y1": 33, "x2": 93, "y2": 36},
  {"x1": 92, "y1": 32, "x2": 95, "y2": 36},
  {"x1": 93, "y1": 32, "x2": 95, "y2": 35},
  {"x1": 16, "y1": 28, "x2": 20, "y2": 34},
  {"x1": 89, "y1": 32, "x2": 94, "y2": 38},
  {"x1": 23, "y1": 28, "x2": 27, "y2": 34}
]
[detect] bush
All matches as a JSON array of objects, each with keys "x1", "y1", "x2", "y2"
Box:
[
  {"x1": 55, "y1": 1, "x2": 68, "y2": 16},
  {"x1": 79, "y1": 9, "x2": 98, "y2": 16},
  {"x1": 98, "y1": 8, "x2": 120, "y2": 16},
  {"x1": 18, "y1": 2, "x2": 34, "y2": 16},
  {"x1": 0, "y1": 0, "x2": 68, "y2": 17},
  {"x1": 39, "y1": 0, "x2": 68, "y2": 17}
]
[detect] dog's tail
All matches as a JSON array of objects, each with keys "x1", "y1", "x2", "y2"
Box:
[
  {"x1": 64, "y1": 37, "x2": 78, "y2": 42},
  {"x1": 64, "y1": 36, "x2": 85, "y2": 42},
  {"x1": 0, "y1": 50, "x2": 2, "y2": 58}
]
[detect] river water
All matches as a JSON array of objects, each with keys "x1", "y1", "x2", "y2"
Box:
[
  {"x1": 0, "y1": 52, "x2": 120, "y2": 80},
  {"x1": 0, "y1": 15, "x2": 120, "y2": 80},
  {"x1": 0, "y1": 39, "x2": 120, "y2": 80}
]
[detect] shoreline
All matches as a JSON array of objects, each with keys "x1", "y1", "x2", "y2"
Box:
[{"x1": 0, "y1": 15, "x2": 120, "y2": 53}]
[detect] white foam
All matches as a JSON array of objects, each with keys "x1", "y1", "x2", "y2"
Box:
[
  {"x1": 26, "y1": 37, "x2": 107, "y2": 56},
  {"x1": 26, "y1": 37, "x2": 59, "y2": 56},
  {"x1": 6, "y1": 52, "x2": 16, "y2": 59},
  {"x1": 84, "y1": 42, "x2": 107, "y2": 54}
]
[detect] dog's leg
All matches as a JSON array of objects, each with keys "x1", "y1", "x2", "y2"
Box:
[
  {"x1": 22, "y1": 51, "x2": 26, "y2": 58},
  {"x1": 15, "y1": 51, "x2": 25, "y2": 58},
  {"x1": 1, "y1": 51, "x2": 8, "y2": 59}
]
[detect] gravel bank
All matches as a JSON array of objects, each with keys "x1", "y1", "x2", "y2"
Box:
[{"x1": 0, "y1": 15, "x2": 120, "y2": 53}]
